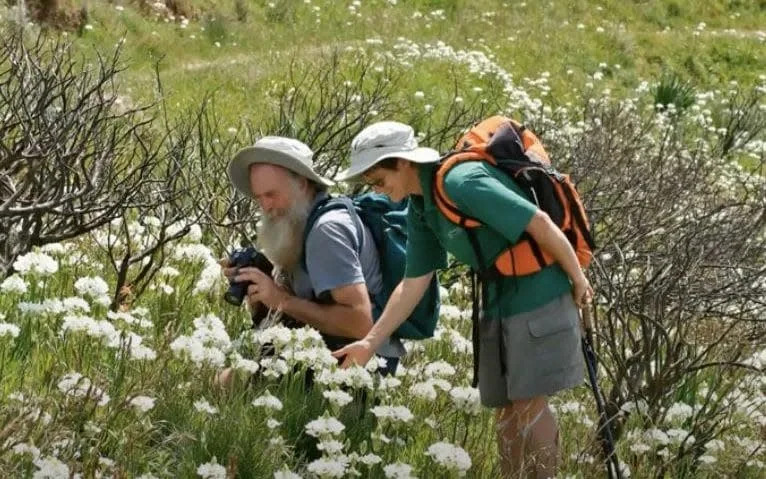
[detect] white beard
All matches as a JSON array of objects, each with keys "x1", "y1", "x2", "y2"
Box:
[{"x1": 256, "y1": 190, "x2": 312, "y2": 273}]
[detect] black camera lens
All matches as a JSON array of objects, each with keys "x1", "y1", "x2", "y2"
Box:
[{"x1": 224, "y1": 279, "x2": 248, "y2": 305}]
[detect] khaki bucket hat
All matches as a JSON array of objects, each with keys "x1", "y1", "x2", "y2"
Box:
[
  {"x1": 335, "y1": 122, "x2": 439, "y2": 182},
  {"x1": 228, "y1": 136, "x2": 334, "y2": 197}
]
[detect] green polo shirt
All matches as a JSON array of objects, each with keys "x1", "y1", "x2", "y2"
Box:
[{"x1": 404, "y1": 162, "x2": 572, "y2": 317}]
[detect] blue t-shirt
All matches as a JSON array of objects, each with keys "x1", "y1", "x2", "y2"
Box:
[{"x1": 289, "y1": 192, "x2": 405, "y2": 358}]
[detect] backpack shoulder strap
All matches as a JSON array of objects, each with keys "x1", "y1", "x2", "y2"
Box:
[{"x1": 432, "y1": 152, "x2": 490, "y2": 229}]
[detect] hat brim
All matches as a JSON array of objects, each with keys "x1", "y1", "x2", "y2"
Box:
[
  {"x1": 228, "y1": 146, "x2": 335, "y2": 197},
  {"x1": 335, "y1": 147, "x2": 440, "y2": 182}
]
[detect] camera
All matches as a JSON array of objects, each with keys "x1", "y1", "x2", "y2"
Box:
[
  {"x1": 223, "y1": 247, "x2": 302, "y2": 331},
  {"x1": 223, "y1": 247, "x2": 274, "y2": 307}
]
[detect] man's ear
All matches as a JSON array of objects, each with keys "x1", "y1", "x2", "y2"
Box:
[{"x1": 299, "y1": 175, "x2": 312, "y2": 192}]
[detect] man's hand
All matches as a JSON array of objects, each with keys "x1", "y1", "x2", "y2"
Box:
[
  {"x1": 331, "y1": 339, "x2": 375, "y2": 369},
  {"x1": 235, "y1": 267, "x2": 289, "y2": 310},
  {"x1": 219, "y1": 258, "x2": 236, "y2": 281}
]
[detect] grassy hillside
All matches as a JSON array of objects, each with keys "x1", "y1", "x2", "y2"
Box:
[{"x1": 8, "y1": 0, "x2": 762, "y2": 123}]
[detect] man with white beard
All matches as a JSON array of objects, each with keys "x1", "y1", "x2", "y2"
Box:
[{"x1": 224, "y1": 136, "x2": 405, "y2": 376}]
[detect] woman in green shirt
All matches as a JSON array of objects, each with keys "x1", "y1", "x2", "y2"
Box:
[{"x1": 333, "y1": 121, "x2": 593, "y2": 478}]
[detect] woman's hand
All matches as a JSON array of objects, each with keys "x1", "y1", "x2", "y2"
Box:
[
  {"x1": 572, "y1": 274, "x2": 593, "y2": 309},
  {"x1": 331, "y1": 339, "x2": 376, "y2": 369}
]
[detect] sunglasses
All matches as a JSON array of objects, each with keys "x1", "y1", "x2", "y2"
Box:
[{"x1": 364, "y1": 176, "x2": 386, "y2": 188}]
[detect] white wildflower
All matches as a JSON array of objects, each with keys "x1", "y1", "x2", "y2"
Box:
[
  {"x1": 231, "y1": 355, "x2": 260, "y2": 374},
  {"x1": 365, "y1": 355, "x2": 389, "y2": 373},
  {"x1": 323, "y1": 389, "x2": 353, "y2": 408},
  {"x1": 305, "y1": 416, "x2": 345, "y2": 438},
  {"x1": 94, "y1": 294, "x2": 112, "y2": 307},
  {"x1": 56, "y1": 372, "x2": 109, "y2": 406},
  {"x1": 32, "y1": 455, "x2": 69, "y2": 478},
  {"x1": 306, "y1": 457, "x2": 349, "y2": 478},
  {"x1": 12, "y1": 442, "x2": 41, "y2": 459},
  {"x1": 449, "y1": 387, "x2": 481, "y2": 414},
  {"x1": 426, "y1": 442, "x2": 471, "y2": 475},
  {"x1": 252, "y1": 391, "x2": 283, "y2": 411},
  {"x1": 260, "y1": 358, "x2": 289, "y2": 378},
  {"x1": 0, "y1": 322, "x2": 21, "y2": 339},
  {"x1": 359, "y1": 453, "x2": 382, "y2": 466},
  {"x1": 196, "y1": 459, "x2": 226, "y2": 479},
  {"x1": 60, "y1": 315, "x2": 118, "y2": 344},
  {"x1": 254, "y1": 325, "x2": 293, "y2": 347},
  {"x1": 18, "y1": 299, "x2": 64, "y2": 315},
  {"x1": 107, "y1": 310, "x2": 152, "y2": 329},
  {"x1": 193, "y1": 398, "x2": 218, "y2": 415},
  {"x1": 430, "y1": 378, "x2": 452, "y2": 391},
  {"x1": 129, "y1": 395, "x2": 156, "y2": 412},
  {"x1": 378, "y1": 376, "x2": 402, "y2": 391},
  {"x1": 665, "y1": 402, "x2": 694, "y2": 422},
  {"x1": 192, "y1": 314, "x2": 231, "y2": 349},
  {"x1": 370, "y1": 405, "x2": 414, "y2": 424},
  {"x1": 13, "y1": 251, "x2": 58, "y2": 276},
  {"x1": 62, "y1": 297, "x2": 90, "y2": 312},
  {"x1": 410, "y1": 381, "x2": 438, "y2": 401},
  {"x1": 74, "y1": 276, "x2": 109, "y2": 298},
  {"x1": 170, "y1": 336, "x2": 226, "y2": 368},
  {"x1": 705, "y1": 439, "x2": 725, "y2": 453},
  {"x1": 644, "y1": 428, "x2": 670, "y2": 445},
  {"x1": 1, "y1": 274, "x2": 28, "y2": 294},
  {"x1": 340, "y1": 366, "x2": 374, "y2": 389},
  {"x1": 424, "y1": 360, "x2": 456, "y2": 378},
  {"x1": 440, "y1": 305, "x2": 468, "y2": 321},
  {"x1": 274, "y1": 471, "x2": 302, "y2": 479},
  {"x1": 267, "y1": 418, "x2": 281, "y2": 429},
  {"x1": 194, "y1": 261, "x2": 223, "y2": 294},
  {"x1": 666, "y1": 428, "x2": 694, "y2": 444},
  {"x1": 290, "y1": 346, "x2": 338, "y2": 369},
  {"x1": 174, "y1": 243, "x2": 215, "y2": 263},
  {"x1": 159, "y1": 266, "x2": 180, "y2": 277},
  {"x1": 383, "y1": 462, "x2": 416, "y2": 479},
  {"x1": 317, "y1": 439, "x2": 344, "y2": 455},
  {"x1": 629, "y1": 442, "x2": 651, "y2": 454}
]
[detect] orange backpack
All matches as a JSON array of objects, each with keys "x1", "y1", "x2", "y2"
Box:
[{"x1": 433, "y1": 116, "x2": 594, "y2": 276}]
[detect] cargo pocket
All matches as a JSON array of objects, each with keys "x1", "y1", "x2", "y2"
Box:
[
  {"x1": 527, "y1": 313, "x2": 573, "y2": 338},
  {"x1": 524, "y1": 305, "x2": 580, "y2": 380}
]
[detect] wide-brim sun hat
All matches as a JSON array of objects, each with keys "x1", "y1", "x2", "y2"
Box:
[
  {"x1": 335, "y1": 121, "x2": 440, "y2": 182},
  {"x1": 228, "y1": 136, "x2": 334, "y2": 197}
]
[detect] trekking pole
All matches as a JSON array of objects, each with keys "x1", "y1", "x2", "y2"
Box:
[{"x1": 580, "y1": 303, "x2": 623, "y2": 479}]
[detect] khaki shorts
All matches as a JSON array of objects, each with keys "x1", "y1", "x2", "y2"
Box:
[{"x1": 477, "y1": 293, "x2": 585, "y2": 407}]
